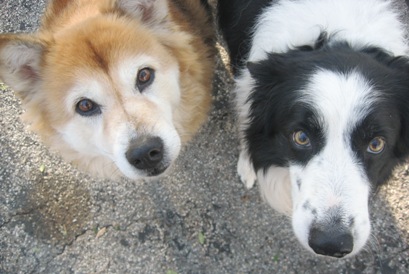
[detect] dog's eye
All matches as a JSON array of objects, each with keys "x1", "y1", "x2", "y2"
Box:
[
  {"x1": 367, "y1": 137, "x2": 386, "y2": 154},
  {"x1": 136, "y1": 67, "x2": 155, "y2": 92},
  {"x1": 76, "y1": 99, "x2": 101, "y2": 116},
  {"x1": 293, "y1": 131, "x2": 311, "y2": 147}
]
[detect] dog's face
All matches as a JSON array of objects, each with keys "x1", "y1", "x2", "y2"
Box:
[
  {"x1": 245, "y1": 45, "x2": 409, "y2": 257},
  {"x1": 49, "y1": 20, "x2": 182, "y2": 179},
  {"x1": 0, "y1": 0, "x2": 185, "y2": 179}
]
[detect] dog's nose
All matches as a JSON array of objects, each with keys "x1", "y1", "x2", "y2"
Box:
[
  {"x1": 308, "y1": 226, "x2": 353, "y2": 258},
  {"x1": 126, "y1": 136, "x2": 164, "y2": 171}
]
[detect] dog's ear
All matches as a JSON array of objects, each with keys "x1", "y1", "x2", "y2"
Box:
[
  {"x1": 395, "y1": 95, "x2": 409, "y2": 160},
  {"x1": 246, "y1": 55, "x2": 289, "y2": 86},
  {"x1": 247, "y1": 61, "x2": 274, "y2": 81},
  {"x1": 383, "y1": 56, "x2": 409, "y2": 161},
  {"x1": 246, "y1": 62, "x2": 258, "y2": 77},
  {"x1": 116, "y1": 0, "x2": 168, "y2": 26},
  {"x1": 0, "y1": 35, "x2": 46, "y2": 102}
]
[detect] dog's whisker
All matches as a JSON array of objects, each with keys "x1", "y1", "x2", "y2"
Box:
[
  {"x1": 366, "y1": 234, "x2": 384, "y2": 269},
  {"x1": 367, "y1": 232, "x2": 381, "y2": 258}
]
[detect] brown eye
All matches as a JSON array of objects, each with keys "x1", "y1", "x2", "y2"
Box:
[
  {"x1": 75, "y1": 99, "x2": 101, "y2": 116},
  {"x1": 138, "y1": 68, "x2": 152, "y2": 83},
  {"x1": 367, "y1": 137, "x2": 385, "y2": 154},
  {"x1": 136, "y1": 67, "x2": 155, "y2": 92},
  {"x1": 293, "y1": 130, "x2": 311, "y2": 147}
]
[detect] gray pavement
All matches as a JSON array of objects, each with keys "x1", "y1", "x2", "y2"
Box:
[{"x1": 0, "y1": 0, "x2": 408, "y2": 273}]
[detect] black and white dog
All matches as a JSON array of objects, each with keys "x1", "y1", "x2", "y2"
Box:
[{"x1": 218, "y1": 0, "x2": 409, "y2": 258}]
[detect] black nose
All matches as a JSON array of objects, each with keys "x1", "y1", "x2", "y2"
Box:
[
  {"x1": 308, "y1": 226, "x2": 353, "y2": 258},
  {"x1": 126, "y1": 136, "x2": 164, "y2": 171}
]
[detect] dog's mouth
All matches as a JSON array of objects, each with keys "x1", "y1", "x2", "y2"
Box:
[{"x1": 144, "y1": 164, "x2": 170, "y2": 177}]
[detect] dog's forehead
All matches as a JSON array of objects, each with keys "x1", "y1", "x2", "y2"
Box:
[
  {"x1": 40, "y1": 17, "x2": 180, "y2": 106},
  {"x1": 303, "y1": 69, "x2": 378, "y2": 134},
  {"x1": 45, "y1": 16, "x2": 174, "y2": 77}
]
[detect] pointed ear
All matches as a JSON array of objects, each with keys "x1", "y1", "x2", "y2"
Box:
[
  {"x1": 116, "y1": 0, "x2": 169, "y2": 26},
  {"x1": 0, "y1": 35, "x2": 45, "y2": 101},
  {"x1": 246, "y1": 53, "x2": 294, "y2": 85}
]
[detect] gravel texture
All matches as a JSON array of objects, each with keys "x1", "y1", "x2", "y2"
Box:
[{"x1": 0, "y1": 0, "x2": 408, "y2": 273}]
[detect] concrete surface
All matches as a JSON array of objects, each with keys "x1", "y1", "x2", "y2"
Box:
[{"x1": 0, "y1": 0, "x2": 408, "y2": 273}]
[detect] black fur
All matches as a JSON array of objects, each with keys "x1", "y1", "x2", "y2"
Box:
[
  {"x1": 244, "y1": 37, "x2": 409, "y2": 186},
  {"x1": 200, "y1": 0, "x2": 212, "y2": 14},
  {"x1": 217, "y1": 0, "x2": 272, "y2": 74},
  {"x1": 218, "y1": 0, "x2": 409, "y2": 258}
]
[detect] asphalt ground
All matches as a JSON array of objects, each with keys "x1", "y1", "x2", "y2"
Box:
[{"x1": 0, "y1": 0, "x2": 408, "y2": 273}]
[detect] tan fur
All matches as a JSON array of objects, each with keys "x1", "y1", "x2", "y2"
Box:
[{"x1": 0, "y1": 0, "x2": 215, "y2": 179}]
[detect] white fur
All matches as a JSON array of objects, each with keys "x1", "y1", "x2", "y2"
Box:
[
  {"x1": 0, "y1": 42, "x2": 43, "y2": 95},
  {"x1": 56, "y1": 54, "x2": 181, "y2": 179},
  {"x1": 258, "y1": 167, "x2": 292, "y2": 215},
  {"x1": 235, "y1": 0, "x2": 407, "y2": 257},
  {"x1": 289, "y1": 70, "x2": 374, "y2": 256},
  {"x1": 249, "y1": 0, "x2": 408, "y2": 61},
  {"x1": 248, "y1": 70, "x2": 376, "y2": 256},
  {"x1": 237, "y1": 149, "x2": 257, "y2": 189},
  {"x1": 235, "y1": 70, "x2": 258, "y2": 188}
]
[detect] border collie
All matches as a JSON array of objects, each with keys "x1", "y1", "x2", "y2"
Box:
[{"x1": 218, "y1": 0, "x2": 409, "y2": 257}]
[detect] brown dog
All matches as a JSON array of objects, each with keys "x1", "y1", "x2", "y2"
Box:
[{"x1": 0, "y1": 0, "x2": 215, "y2": 180}]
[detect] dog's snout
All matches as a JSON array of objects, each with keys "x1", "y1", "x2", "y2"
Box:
[
  {"x1": 126, "y1": 136, "x2": 164, "y2": 171},
  {"x1": 308, "y1": 226, "x2": 353, "y2": 258}
]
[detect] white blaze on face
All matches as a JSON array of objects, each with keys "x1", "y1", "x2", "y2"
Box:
[{"x1": 290, "y1": 69, "x2": 376, "y2": 256}]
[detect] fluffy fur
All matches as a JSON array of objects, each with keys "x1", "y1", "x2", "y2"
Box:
[
  {"x1": 219, "y1": 0, "x2": 409, "y2": 257},
  {"x1": 0, "y1": 0, "x2": 215, "y2": 180}
]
